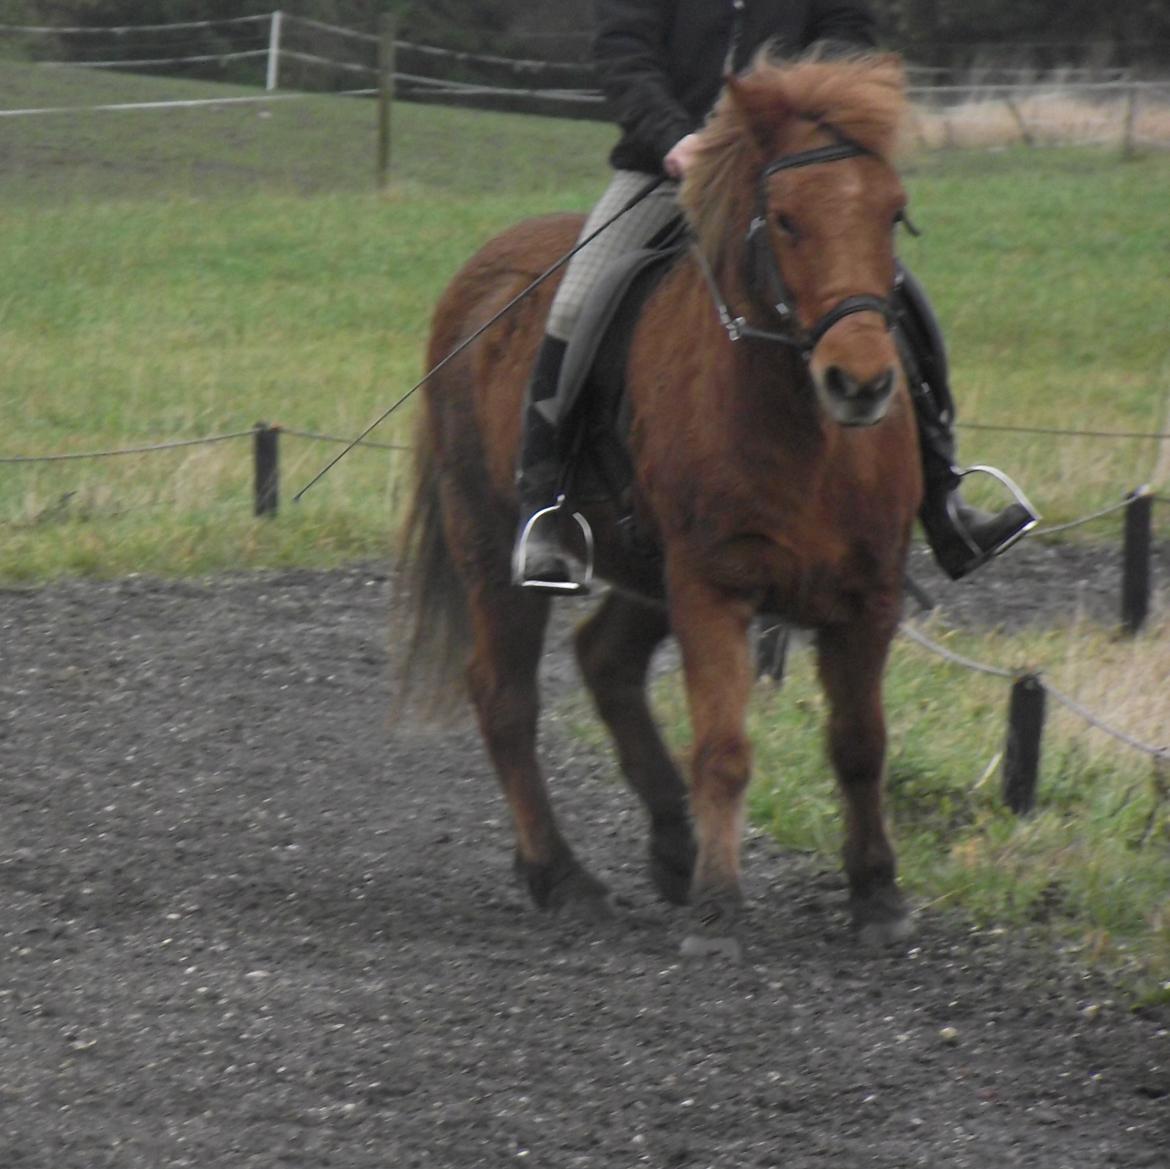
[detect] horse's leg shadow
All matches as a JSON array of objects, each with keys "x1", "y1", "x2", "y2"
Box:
[
  {"x1": 574, "y1": 593, "x2": 696, "y2": 905},
  {"x1": 816, "y1": 619, "x2": 913, "y2": 948},
  {"x1": 466, "y1": 580, "x2": 611, "y2": 920}
]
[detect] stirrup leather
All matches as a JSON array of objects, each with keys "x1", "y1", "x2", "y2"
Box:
[
  {"x1": 511, "y1": 495, "x2": 595, "y2": 594},
  {"x1": 948, "y1": 465, "x2": 1040, "y2": 557}
]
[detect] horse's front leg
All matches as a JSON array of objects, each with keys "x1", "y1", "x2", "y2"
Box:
[
  {"x1": 668, "y1": 569, "x2": 756, "y2": 959},
  {"x1": 815, "y1": 618, "x2": 912, "y2": 947}
]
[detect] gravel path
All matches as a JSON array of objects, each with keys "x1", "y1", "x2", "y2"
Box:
[{"x1": 1, "y1": 544, "x2": 1166, "y2": 1168}]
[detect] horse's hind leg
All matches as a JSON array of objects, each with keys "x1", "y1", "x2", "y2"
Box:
[
  {"x1": 574, "y1": 594, "x2": 696, "y2": 904},
  {"x1": 465, "y1": 580, "x2": 610, "y2": 917},
  {"x1": 815, "y1": 618, "x2": 912, "y2": 947}
]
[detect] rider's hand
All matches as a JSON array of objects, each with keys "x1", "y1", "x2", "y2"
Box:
[{"x1": 663, "y1": 133, "x2": 702, "y2": 179}]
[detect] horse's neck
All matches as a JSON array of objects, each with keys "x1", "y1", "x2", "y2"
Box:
[{"x1": 679, "y1": 256, "x2": 825, "y2": 449}]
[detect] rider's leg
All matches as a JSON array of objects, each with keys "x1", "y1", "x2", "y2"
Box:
[
  {"x1": 514, "y1": 334, "x2": 572, "y2": 585},
  {"x1": 896, "y1": 266, "x2": 1038, "y2": 581},
  {"x1": 514, "y1": 173, "x2": 681, "y2": 589}
]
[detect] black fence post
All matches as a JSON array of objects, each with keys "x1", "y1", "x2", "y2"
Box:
[
  {"x1": 1121, "y1": 489, "x2": 1153, "y2": 636},
  {"x1": 253, "y1": 422, "x2": 280, "y2": 518},
  {"x1": 755, "y1": 622, "x2": 790, "y2": 684},
  {"x1": 1002, "y1": 673, "x2": 1046, "y2": 815}
]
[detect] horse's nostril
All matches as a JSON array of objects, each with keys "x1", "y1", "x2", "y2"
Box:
[
  {"x1": 824, "y1": 365, "x2": 858, "y2": 400},
  {"x1": 866, "y1": 368, "x2": 895, "y2": 399}
]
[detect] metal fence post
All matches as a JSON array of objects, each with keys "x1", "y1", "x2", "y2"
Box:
[{"x1": 253, "y1": 422, "x2": 280, "y2": 518}]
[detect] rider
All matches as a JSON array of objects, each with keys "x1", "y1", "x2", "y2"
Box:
[{"x1": 513, "y1": 0, "x2": 1037, "y2": 589}]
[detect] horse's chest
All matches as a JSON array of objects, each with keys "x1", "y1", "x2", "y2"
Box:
[{"x1": 684, "y1": 511, "x2": 902, "y2": 626}]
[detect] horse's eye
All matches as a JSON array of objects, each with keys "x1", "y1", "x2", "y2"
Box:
[
  {"x1": 775, "y1": 212, "x2": 800, "y2": 240},
  {"x1": 894, "y1": 210, "x2": 922, "y2": 237}
]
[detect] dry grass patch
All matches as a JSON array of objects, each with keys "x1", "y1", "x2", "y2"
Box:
[{"x1": 911, "y1": 88, "x2": 1170, "y2": 152}]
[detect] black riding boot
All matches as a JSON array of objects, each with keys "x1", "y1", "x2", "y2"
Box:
[
  {"x1": 512, "y1": 335, "x2": 578, "y2": 588},
  {"x1": 896, "y1": 268, "x2": 1037, "y2": 581}
]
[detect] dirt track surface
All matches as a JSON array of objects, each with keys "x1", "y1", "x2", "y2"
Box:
[{"x1": 1, "y1": 545, "x2": 1167, "y2": 1168}]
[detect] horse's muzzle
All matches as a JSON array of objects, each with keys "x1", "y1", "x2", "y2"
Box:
[{"x1": 817, "y1": 362, "x2": 898, "y2": 428}]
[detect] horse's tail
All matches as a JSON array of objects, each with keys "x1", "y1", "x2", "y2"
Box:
[{"x1": 394, "y1": 428, "x2": 472, "y2": 716}]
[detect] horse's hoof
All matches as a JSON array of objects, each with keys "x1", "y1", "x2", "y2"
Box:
[
  {"x1": 680, "y1": 890, "x2": 743, "y2": 960},
  {"x1": 680, "y1": 933, "x2": 742, "y2": 962},
  {"x1": 851, "y1": 888, "x2": 914, "y2": 949},
  {"x1": 516, "y1": 853, "x2": 611, "y2": 919},
  {"x1": 856, "y1": 913, "x2": 915, "y2": 949}
]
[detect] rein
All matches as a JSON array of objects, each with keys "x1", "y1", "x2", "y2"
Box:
[{"x1": 693, "y1": 134, "x2": 895, "y2": 358}]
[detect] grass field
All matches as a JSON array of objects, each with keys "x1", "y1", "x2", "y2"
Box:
[
  {"x1": 2, "y1": 63, "x2": 1168, "y2": 992},
  {"x1": 2, "y1": 62, "x2": 1168, "y2": 579}
]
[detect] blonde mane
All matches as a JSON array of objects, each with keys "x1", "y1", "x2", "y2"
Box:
[{"x1": 680, "y1": 51, "x2": 908, "y2": 274}]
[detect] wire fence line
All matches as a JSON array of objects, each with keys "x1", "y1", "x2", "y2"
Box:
[
  {"x1": 3, "y1": 420, "x2": 1164, "y2": 774},
  {"x1": 897, "y1": 621, "x2": 1015, "y2": 678},
  {"x1": 1031, "y1": 492, "x2": 1143, "y2": 538},
  {"x1": 0, "y1": 14, "x2": 270, "y2": 35},
  {"x1": 0, "y1": 89, "x2": 375, "y2": 118},
  {"x1": 2, "y1": 9, "x2": 1168, "y2": 154},
  {"x1": 0, "y1": 430, "x2": 255, "y2": 463},
  {"x1": 281, "y1": 428, "x2": 411, "y2": 453},
  {"x1": 958, "y1": 421, "x2": 1170, "y2": 441},
  {"x1": 898, "y1": 621, "x2": 1168, "y2": 763},
  {"x1": 6, "y1": 421, "x2": 1169, "y2": 463}
]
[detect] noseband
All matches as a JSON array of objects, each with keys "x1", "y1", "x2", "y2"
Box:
[{"x1": 694, "y1": 133, "x2": 896, "y2": 357}]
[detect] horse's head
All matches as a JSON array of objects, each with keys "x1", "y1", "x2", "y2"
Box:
[{"x1": 683, "y1": 53, "x2": 910, "y2": 429}]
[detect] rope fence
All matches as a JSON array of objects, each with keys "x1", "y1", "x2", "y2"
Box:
[
  {"x1": 896, "y1": 619, "x2": 1168, "y2": 819},
  {"x1": 3, "y1": 417, "x2": 1166, "y2": 814}
]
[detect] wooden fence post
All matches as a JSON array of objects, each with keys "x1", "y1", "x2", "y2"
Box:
[
  {"x1": 376, "y1": 9, "x2": 397, "y2": 191},
  {"x1": 1121, "y1": 74, "x2": 1137, "y2": 161},
  {"x1": 1003, "y1": 673, "x2": 1046, "y2": 815},
  {"x1": 1121, "y1": 489, "x2": 1153, "y2": 636},
  {"x1": 266, "y1": 9, "x2": 283, "y2": 92},
  {"x1": 1004, "y1": 96, "x2": 1035, "y2": 147},
  {"x1": 253, "y1": 422, "x2": 280, "y2": 518}
]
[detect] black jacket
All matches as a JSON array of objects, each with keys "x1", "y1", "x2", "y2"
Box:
[{"x1": 594, "y1": 0, "x2": 877, "y2": 173}]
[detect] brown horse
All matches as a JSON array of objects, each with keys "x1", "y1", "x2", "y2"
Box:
[{"x1": 399, "y1": 53, "x2": 921, "y2": 951}]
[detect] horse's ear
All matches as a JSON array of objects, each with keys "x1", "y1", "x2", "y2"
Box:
[
  {"x1": 871, "y1": 52, "x2": 907, "y2": 85},
  {"x1": 724, "y1": 71, "x2": 790, "y2": 157}
]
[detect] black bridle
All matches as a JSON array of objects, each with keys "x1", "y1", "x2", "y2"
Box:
[{"x1": 694, "y1": 133, "x2": 898, "y2": 357}]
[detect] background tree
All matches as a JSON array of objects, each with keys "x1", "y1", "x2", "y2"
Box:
[{"x1": 2, "y1": 1, "x2": 1168, "y2": 70}]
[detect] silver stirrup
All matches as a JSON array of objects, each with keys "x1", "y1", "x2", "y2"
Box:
[
  {"x1": 949, "y1": 465, "x2": 1040, "y2": 558},
  {"x1": 512, "y1": 495, "x2": 595, "y2": 594}
]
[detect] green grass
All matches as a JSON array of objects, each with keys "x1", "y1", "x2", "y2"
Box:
[
  {"x1": 897, "y1": 148, "x2": 1170, "y2": 514},
  {"x1": 616, "y1": 618, "x2": 1170, "y2": 999},
  {"x1": 2, "y1": 63, "x2": 1168, "y2": 991},
  {"x1": 0, "y1": 59, "x2": 619, "y2": 200},
  {"x1": 0, "y1": 63, "x2": 619, "y2": 577},
  {"x1": 3, "y1": 64, "x2": 1167, "y2": 579},
  {"x1": 2, "y1": 64, "x2": 1168, "y2": 578}
]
